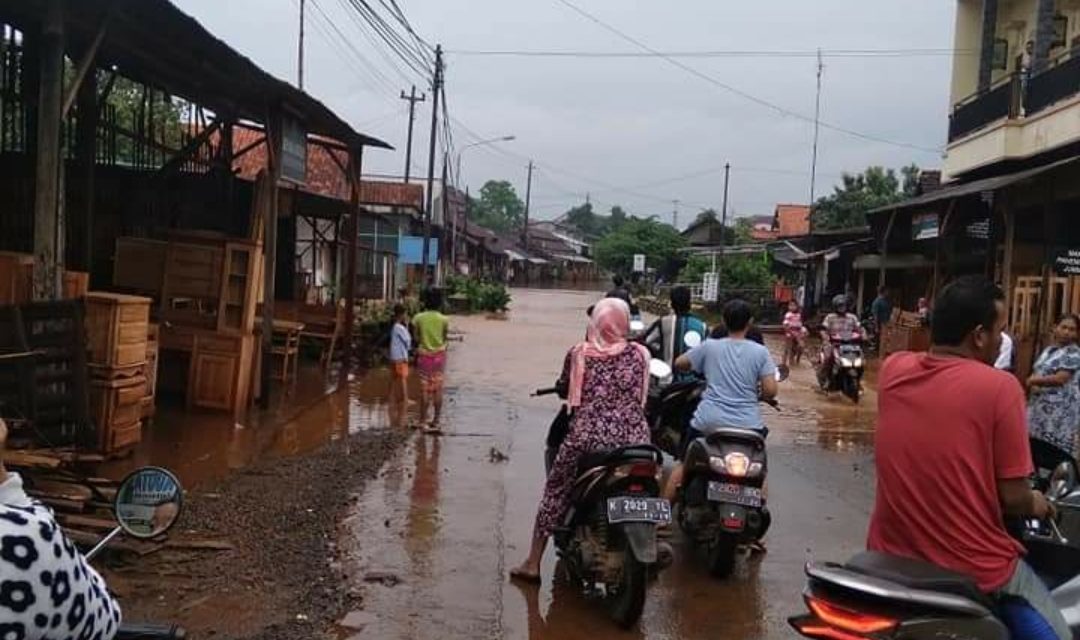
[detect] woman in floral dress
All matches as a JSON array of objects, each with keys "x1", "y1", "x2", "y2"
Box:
[
  {"x1": 510, "y1": 298, "x2": 651, "y2": 583},
  {"x1": 1028, "y1": 314, "x2": 1080, "y2": 456}
]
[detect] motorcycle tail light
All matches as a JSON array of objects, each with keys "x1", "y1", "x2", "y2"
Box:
[
  {"x1": 789, "y1": 622, "x2": 866, "y2": 640},
  {"x1": 629, "y1": 462, "x2": 658, "y2": 478},
  {"x1": 805, "y1": 595, "x2": 897, "y2": 635},
  {"x1": 725, "y1": 453, "x2": 750, "y2": 477}
]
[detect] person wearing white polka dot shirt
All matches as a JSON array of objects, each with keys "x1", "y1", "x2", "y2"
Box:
[{"x1": 0, "y1": 418, "x2": 121, "y2": 639}]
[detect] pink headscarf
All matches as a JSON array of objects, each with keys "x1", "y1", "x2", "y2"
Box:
[{"x1": 567, "y1": 298, "x2": 651, "y2": 408}]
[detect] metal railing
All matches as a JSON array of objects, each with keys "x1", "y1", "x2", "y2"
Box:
[
  {"x1": 1027, "y1": 51, "x2": 1080, "y2": 115},
  {"x1": 949, "y1": 74, "x2": 1019, "y2": 142}
]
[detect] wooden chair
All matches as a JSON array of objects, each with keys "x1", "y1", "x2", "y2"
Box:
[
  {"x1": 271, "y1": 328, "x2": 301, "y2": 384},
  {"x1": 299, "y1": 299, "x2": 345, "y2": 372}
]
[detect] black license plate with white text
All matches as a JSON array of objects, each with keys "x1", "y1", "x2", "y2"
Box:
[{"x1": 606, "y1": 497, "x2": 672, "y2": 524}]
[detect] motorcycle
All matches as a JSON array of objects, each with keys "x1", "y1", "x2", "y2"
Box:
[
  {"x1": 788, "y1": 439, "x2": 1080, "y2": 639},
  {"x1": 817, "y1": 332, "x2": 865, "y2": 403},
  {"x1": 533, "y1": 360, "x2": 673, "y2": 628},
  {"x1": 92, "y1": 466, "x2": 187, "y2": 639}
]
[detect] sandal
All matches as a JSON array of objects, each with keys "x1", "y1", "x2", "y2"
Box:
[{"x1": 748, "y1": 540, "x2": 768, "y2": 555}]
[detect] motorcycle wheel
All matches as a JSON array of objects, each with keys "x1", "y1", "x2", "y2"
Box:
[
  {"x1": 709, "y1": 533, "x2": 739, "y2": 578},
  {"x1": 842, "y1": 376, "x2": 861, "y2": 403},
  {"x1": 606, "y1": 547, "x2": 648, "y2": 628}
]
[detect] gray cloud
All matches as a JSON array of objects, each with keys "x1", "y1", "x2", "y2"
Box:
[{"x1": 175, "y1": 0, "x2": 955, "y2": 221}]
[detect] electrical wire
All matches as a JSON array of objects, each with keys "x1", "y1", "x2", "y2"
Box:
[
  {"x1": 306, "y1": 0, "x2": 402, "y2": 98},
  {"x1": 551, "y1": 0, "x2": 942, "y2": 155},
  {"x1": 343, "y1": 0, "x2": 433, "y2": 78},
  {"x1": 333, "y1": 0, "x2": 428, "y2": 85},
  {"x1": 446, "y1": 47, "x2": 973, "y2": 59}
]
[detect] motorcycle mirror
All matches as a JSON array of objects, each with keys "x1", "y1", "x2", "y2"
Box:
[
  {"x1": 114, "y1": 466, "x2": 184, "y2": 540},
  {"x1": 1050, "y1": 461, "x2": 1077, "y2": 500},
  {"x1": 649, "y1": 358, "x2": 673, "y2": 379},
  {"x1": 683, "y1": 331, "x2": 702, "y2": 349}
]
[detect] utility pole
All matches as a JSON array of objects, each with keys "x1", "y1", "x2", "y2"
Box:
[
  {"x1": 422, "y1": 45, "x2": 443, "y2": 281},
  {"x1": 297, "y1": 0, "x2": 305, "y2": 90},
  {"x1": 716, "y1": 163, "x2": 731, "y2": 275},
  {"x1": 400, "y1": 85, "x2": 426, "y2": 183},
  {"x1": 809, "y1": 48, "x2": 824, "y2": 216},
  {"x1": 672, "y1": 199, "x2": 680, "y2": 230},
  {"x1": 523, "y1": 160, "x2": 534, "y2": 251}
]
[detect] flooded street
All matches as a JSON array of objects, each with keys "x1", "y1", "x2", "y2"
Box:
[{"x1": 338, "y1": 288, "x2": 879, "y2": 639}]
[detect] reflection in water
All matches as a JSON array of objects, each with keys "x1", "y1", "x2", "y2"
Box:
[
  {"x1": 518, "y1": 575, "x2": 644, "y2": 640},
  {"x1": 406, "y1": 437, "x2": 442, "y2": 578},
  {"x1": 656, "y1": 547, "x2": 767, "y2": 640},
  {"x1": 98, "y1": 365, "x2": 401, "y2": 489}
]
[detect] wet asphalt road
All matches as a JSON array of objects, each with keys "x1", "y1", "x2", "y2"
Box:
[{"x1": 339, "y1": 289, "x2": 880, "y2": 639}]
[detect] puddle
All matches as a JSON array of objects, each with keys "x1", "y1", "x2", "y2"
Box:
[{"x1": 97, "y1": 363, "x2": 421, "y2": 489}]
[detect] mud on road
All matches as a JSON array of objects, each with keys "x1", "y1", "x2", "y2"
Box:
[{"x1": 102, "y1": 403, "x2": 407, "y2": 640}]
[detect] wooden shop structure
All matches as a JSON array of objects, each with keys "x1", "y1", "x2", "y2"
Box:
[
  {"x1": 870, "y1": 157, "x2": 1080, "y2": 379},
  {"x1": 0, "y1": 0, "x2": 393, "y2": 465}
]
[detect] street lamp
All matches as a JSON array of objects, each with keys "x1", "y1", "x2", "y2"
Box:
[{"x1": 456, "y1": 135, "x2": 516, "y2": 182}]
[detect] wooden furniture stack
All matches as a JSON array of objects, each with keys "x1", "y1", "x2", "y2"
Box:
[
  {"x1": 84, "y1": 292, "x2": 153, "y2": 457},
  {"x1": 0, "y1": 250, "x2": 89, "y2": 304},
  {"x1": 114, "y1": 233, "x2": 262, "y2": 417},
  {"x1": 880, "y1": 309, "x2": 931, "y2": 357}
]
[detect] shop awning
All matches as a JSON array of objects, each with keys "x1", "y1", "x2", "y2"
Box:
[
  {"x1": 552, "y1": 253, "x2": 593, "y2": 264},
  {"x1": 505, "y1": 249, "x2": 528, "y2": 261},
  {"x1": 527, "y1": 257, "x2": 549, "y2": 265},
  {"x1": 869, "y1": 156, "x2": 1080, "y2": 217},
  {"x1": 853, "y1": 254, "x2": 933, "y2": 271}
]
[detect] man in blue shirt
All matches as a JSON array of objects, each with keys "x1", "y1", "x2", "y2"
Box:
[
  {"x1": 661, "y1": 299, "x2": 778, "y2": 502},
  {"x1": 642, "y1": 286, "x2": 708, "y2": 379}
]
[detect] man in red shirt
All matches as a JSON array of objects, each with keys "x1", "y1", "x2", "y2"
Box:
[{"x1": 868, "y1": 276, "x2": 1069, "y2": 639}]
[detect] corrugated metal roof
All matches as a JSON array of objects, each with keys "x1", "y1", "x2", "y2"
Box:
[{"x1": 869, "y1": 156, "x2": 1080, "y2": 216}]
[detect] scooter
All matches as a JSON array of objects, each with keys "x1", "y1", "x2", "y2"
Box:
[
  {"x1": 92, "y1": 466, "x2": 187, "y2": 639},
  {"x1": 788, "y1": 439, "x2": 1080, "y2": 639},
  {"x1": 817, "y1": 332, "x2": 865, "y2": 403},
  {"x1": 532, "y1": 359, "x2": 673, "y2": 628}
]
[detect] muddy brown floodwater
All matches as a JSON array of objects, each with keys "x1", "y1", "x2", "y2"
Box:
[{"x1": 335, "y1": 289, "x2": 879, "y2": 640}]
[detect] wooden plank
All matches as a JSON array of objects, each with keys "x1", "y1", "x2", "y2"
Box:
[
  {"x1": 30, "y1": 494, "x2": 86, "y2": 512},
  {"x1": 28, "y1": 479, "x2": 94, "y2": 502},
  {"x1": 1, "y1": 450, "x2": 61, "y2": 469},
  {"x1": 57, "y1": 513, "x2": 116, "y2": 531}
]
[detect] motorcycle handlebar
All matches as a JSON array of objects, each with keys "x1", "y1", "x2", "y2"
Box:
[
  {"x1": 532, "y1": 387, "x2": 559, "y2": 397},
  {"x1": 761, "y1": 397, "x2": 781, "y2": 411}
]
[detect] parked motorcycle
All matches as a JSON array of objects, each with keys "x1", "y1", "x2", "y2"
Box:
[
  {"x1": 788, "y1": 439, "x2": 1080, "y2": 639},
  {"x1": 533, "y1": 362, "x2": 673, "y2": 628},
  {"x1": 817, "y1": 333, "x2": 865, "y2": 403},
  {"x1": 91, "y1": 466, "x2": 187, "y2": 639}
]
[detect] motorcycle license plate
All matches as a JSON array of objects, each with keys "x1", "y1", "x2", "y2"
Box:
[
  {"x1": 606, "y1": 497, "x2": 672, "y2": 524},
  {"x1": 707, "y1": 481, "x2": 762, "y2": 508}
]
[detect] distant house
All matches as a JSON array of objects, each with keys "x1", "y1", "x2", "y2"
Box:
[
  {"x1": 748, "y1": 215, "x2": 778, "y2": 242},
  {"x1": 773, "y1": 204, "x2": 811, "y2": 238},
  {"x1": 681, "y1": 215, "x2": 725, "y2": 247}
]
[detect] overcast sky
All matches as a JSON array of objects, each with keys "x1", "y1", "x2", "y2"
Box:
[{"x1": 174, "y1": 0, "x2": 956, "y2": 225}]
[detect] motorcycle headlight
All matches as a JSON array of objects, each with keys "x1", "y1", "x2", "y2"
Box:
[
  {"x1": 839, "y1": 358, "x2": 854, "y2": 367},
  {"x1": 852, "y1": 358, "x2": 864, "y2": 368}
]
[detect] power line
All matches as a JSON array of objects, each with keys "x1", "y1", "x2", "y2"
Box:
[
  {"x1": 551, "y1": 0, "x2": 941, "y2": 155},
  {"x1": 333, "y1": 0, "x2": 427, "y2": 84},
  {"x1": 447, "y1": 47, "x2": 973, "y2": 59},
  {"x1": 305, "y1": 0, "x2": 402, "y2": 97}
]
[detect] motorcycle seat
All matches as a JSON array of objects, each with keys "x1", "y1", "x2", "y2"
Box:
[
  {"x1": 577, "y1": 445, "x2": 661, "y2": 472},
  {"x1": 845, "y1": 551, "x2": 992, "y2": 607},
  {"x1": 705, "y1": 428, "x2": 766, "y2": 447}
]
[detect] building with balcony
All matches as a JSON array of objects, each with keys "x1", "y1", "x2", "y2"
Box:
[
  {"x1": 948, "y1": 0, "x2": 1080, "y2": 178},
  {"x1": 868, "y1": 0, "x2": 1080, "y2": 378}
]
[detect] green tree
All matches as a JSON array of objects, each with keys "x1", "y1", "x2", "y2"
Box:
[
  {"x1": 593, "y1": 217, "x2": 685, "y2": 275},
  {"x1": 469, "y1": 180, "x2": 525, "y2": 232},
  {"x1": 811, "y1": 165, "x2": 920, "y2": 231},
  {"x1": 679, "y1": 253, "x2": 774, "y2": 290},
  {"x1": 100, "y1": 74, "x2": 186, "y2": 165}
]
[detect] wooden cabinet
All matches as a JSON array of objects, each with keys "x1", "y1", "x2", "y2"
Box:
[
  {"x1": 191, "y1": 352, "x2": 237, "y2": 411},
  {"x1": 88, "y1": 375, "x2": 146, "y2": 455},
  {"x1": 84, "y1": 292, "x2": 151, "y2": 368}
]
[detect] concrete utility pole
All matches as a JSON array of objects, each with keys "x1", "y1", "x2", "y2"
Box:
[
  {"x1": 422, "y1": 45, "x2": 443, "y2": 280},
  {"x1": 297, "y1": 0, "x2": 305, "y2": 90},
  {"x1": 400, "y1": 85, "x2": 426, "y2": 183},
  {"x1": 523, "y1": 160, "x2": 534, "y2": 251},
  {"x1": 716, "y1": 162, "x2": 731, "y2": 275},
  {"x1": 809, "y1": 48, "x2": 823, "y2": 212},
  {"x1": 672, "y1": 199, "x2": 680, "y2": 230}
]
